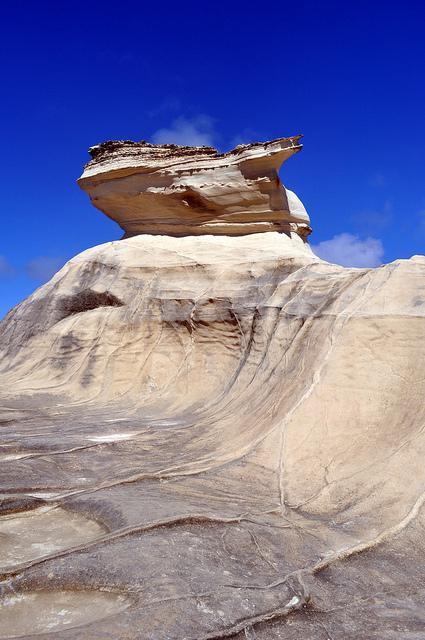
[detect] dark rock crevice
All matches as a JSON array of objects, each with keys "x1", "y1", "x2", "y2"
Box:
[{"x1": 58, "y1": 289, "x2": 124, "y2": 319}]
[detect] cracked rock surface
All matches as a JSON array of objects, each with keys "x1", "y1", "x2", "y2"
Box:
[{"x1": 0, "y1": 138, "x2": 424, "y2": 639}]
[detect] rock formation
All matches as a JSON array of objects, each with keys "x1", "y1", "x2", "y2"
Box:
[
  {"x1": 78, "y1": 136, "x2": 311, "y2": 238},
  {"x1": 0, "y1": 137, "x2": 424, "y2": 639}
]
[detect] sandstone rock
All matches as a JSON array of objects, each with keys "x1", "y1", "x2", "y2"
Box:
[
  {"x1": 0, "y1": 138, "x2": 424, "y2": 639},
  {"x1": 78, "y1": 136, "x2": 312, "y2": 237}
]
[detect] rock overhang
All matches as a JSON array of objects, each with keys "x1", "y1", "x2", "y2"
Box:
[{"x1": 78, "y1": 135, "x2": 312, "y2": 238}]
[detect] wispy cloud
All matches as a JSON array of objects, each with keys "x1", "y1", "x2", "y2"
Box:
[
  {"x1": 369, "y1": 172, "x2": 387, "y2": 188},
  {"x1": 26, "y1": 256, "x2": 65, "y2": 281},
  {"x1": 230, "y1": 128, "x2": 259, "y2": 149},
  {"x1": 311, "y1": 233, "x2": 384, "y2": 268},
  {"x1": 146, "y1": 97, "x2": 182, "y2": 118},
  {"x1": 0, "y1": 256, "x2": 15, "y2": 278},
  {"x1": 152, "y1": 115, "x2": 216, "y2": 147},
  {"x1": 351, "y1": 200, "x2": 393, "y2": 231}
]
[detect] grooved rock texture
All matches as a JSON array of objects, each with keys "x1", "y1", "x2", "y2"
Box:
[
  {"x1": 78, "y1": 136, "x2": 311, "y2": 237},
  {"x1": 0, "y1": 139, "x2": 424, "y2": 639}
]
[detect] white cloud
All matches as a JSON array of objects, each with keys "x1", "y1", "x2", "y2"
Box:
[
  {"x1": 0, "y1": 256, "x2": 15, "y2": 277},
  {"x1": 26, "y1": 256, "x2": 65, "y2": 281},
  {"x1": 311, "y1": 233, "x2": 384, "y2": 268},
  {"x1": 152, "y1": 115, "x2": 216, "y2": 147}
]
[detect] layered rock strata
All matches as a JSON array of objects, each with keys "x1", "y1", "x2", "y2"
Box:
[
  {"x1": 78, "y1": 136, "x2": 312, "y2": 237},
  {"x1": 0, "y1": 137, "x2": 424, "y2": 640}
]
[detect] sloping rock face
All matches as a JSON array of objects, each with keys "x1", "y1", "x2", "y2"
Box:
[
  {"x1": 0, "y1": 139, "x2": 425, "y2": 640},
  {"x1": 78, "y1": 136, "x2": 311, "y2": 237}
]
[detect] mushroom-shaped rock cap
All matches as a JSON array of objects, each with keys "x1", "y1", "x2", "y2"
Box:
[{"x1": 78, "y1": 135, "x2": 311, "y2": 238}]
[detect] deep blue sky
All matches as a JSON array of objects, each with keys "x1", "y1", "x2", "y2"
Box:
[{"x1": 1, "y1": 1, "x2": 424, "y2": 318}]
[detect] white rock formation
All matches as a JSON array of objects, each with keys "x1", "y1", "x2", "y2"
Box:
[
  {"x1": 78, "y1": 136, "x2": 312, "y2": 237},
  {"x1": 0, "y1": 137, "x2": 424, "y2": 640}
]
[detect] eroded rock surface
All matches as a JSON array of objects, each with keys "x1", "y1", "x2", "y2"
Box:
[
  {"x1": 78, "y1": 136, "x2": 311, "y2": 237},
  {"x1": 0, "y1": 138, "x2": 424, "y2": 639}
]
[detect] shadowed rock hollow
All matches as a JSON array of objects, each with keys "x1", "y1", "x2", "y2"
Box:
[{"x1": 0, "y1": 136, "x2": 424, "y2": 639}]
